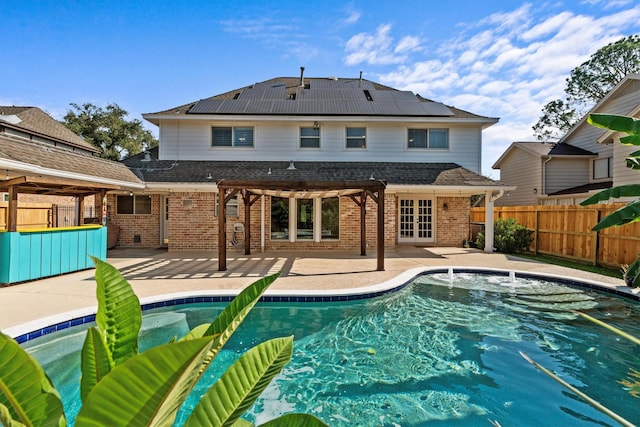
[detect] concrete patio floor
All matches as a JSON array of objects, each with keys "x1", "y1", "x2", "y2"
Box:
[{"x1": 1, "y1": 245, "x2": 635, "y2": 335}]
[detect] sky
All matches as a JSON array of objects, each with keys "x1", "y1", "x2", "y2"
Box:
[{"x1": 2, "y1": 1, "x2": 639, "y2": 178}]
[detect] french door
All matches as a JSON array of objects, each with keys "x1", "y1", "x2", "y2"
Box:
[{"x1": 398, "y1": 198, "x2": 434, "y2": 243}]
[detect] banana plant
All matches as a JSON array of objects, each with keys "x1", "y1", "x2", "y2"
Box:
[
  {"x1": 0, "y1": 259, "x2": 328, "y2": 426},
  {"x1": 581, "y1": 113, "x2": 640, "y2": 287}
]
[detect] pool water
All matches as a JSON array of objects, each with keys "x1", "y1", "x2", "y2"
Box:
[{"x1": 23, "y1": 273, "x2": 640, "y2": 426}]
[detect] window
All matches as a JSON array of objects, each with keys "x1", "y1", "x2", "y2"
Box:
[
  {"x1": 321, "y1": 197, "x2": 339, "y2": 240},
  {"x1": 296, "y1": 199, "x2": 314, "y2": 240},
  {"x1": 117, "y1": 195, "x2": 151, "y2": 215},
  {"x1": 212, "y1": 127, "x2": 254, "y2": 147},
  {"x1": 346, "y1": 127, "x2": 366, "y2": 149},
  {"x1": 408, "y1": 128, "x2": 449, "y2": 149},
  {"x1": 215, "y1": 193, "x2": 239, "y2": 217},
  {"x1": 270, "y1": 197, "x2": 289, "y2": 240},
  {"x1": 300, "y1": 127, "x2": 320, "y2": 148},
  {"x1": 593, "y1": 157, "x2": 613, "y2": 179},
  {"x1": 270, "y1": 197, "x2": 339, "y2": 241}
]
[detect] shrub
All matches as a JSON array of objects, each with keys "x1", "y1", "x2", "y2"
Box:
[{"x1": 476, "y1": 218, "x2": 533, "y2": 254}]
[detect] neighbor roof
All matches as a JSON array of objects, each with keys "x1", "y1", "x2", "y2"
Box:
[
  {"x1": 547, "y1": 180, "x2": 612, "y2": 196},
  {"x1": 493, "y1": 141, "x2": 596, "y2": 169},
  {"x1": 0, "y1": 106, "x2": 97, "y2": 153},
  {"x1": 144, "y1": 76, "x2": 497, "y2": 122},
  {"x1": 0, "y1": 133, "x2": 142, "y2": 188},
  {"x1": 124, "y1": 148, "x2": 502, "y2": 188}
]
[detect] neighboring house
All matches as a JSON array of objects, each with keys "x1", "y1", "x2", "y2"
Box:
[
  {"x1": 116, "y1": 71, "x2": 510, "y2": 258},
  {"x1": 0, "y1": 106, "x2": 143, "y2": 228},
  {"x1": 493, "y1": 74, "x2": 640, "y2": 206}
]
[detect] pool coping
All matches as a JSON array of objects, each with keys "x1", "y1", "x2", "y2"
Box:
[{"x1": 8, "y1": 266, "x2": 640, "y2": 344}]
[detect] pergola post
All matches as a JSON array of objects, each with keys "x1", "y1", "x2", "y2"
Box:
[
  {"x1": 376, "y1": 187, "x2": 385, "y2": 271},
  {"x1": 218, "y1": 187, "x2": 228, "y2": 271},
  {"x1": 7, "y1": 184, "x2": 18, "y2": 232},
  {"x1": 484, "y1": 191, "x2": 495, "y2": 253},
  {"x1": 76, "y1": 196, "x2": 85, "y2": 225},
  {"x1": 360, "y1": 191, "x2": 367, "y2": 256},
  {"x1": 242, "y1": 190, "x2": 251, "y2": 255}
]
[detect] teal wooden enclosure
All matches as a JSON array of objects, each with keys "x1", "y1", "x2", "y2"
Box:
[{"x1": 0, "y1": 226, "x2": 106, "y2": 284}]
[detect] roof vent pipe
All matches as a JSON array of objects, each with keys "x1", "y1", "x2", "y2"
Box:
[
  {"x1": 359, "y1": 71, "x2": 362, "y2": 87},
  {"x1": 299, "y1": 66, "x2": 305, "y2": 87}
]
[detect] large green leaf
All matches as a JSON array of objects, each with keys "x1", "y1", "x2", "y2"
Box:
[
  {"x1": 184, "y1": 336, "x2": 294, "y2": 427},
  {"x1": 624, "y1": 257, "x2": 640, "y2": 288},
  {"x1": 92, "y1": 257, "x2": 142, "y2": 366},
  {"x1": 580, "y1": 184, "x2": 640, "y2": 205},
  {"x1": 259, "y1": 413, "x2": 329, "y2": 426},
  {"x1": 592, "y1": 199, "x2": 640, "y2": 230},
  {"x1": 76, "y1": 336, "x2": 214, "y2": 427},
  {"x1": 620, "y1": 134, "x2": 640, "y2": 146},
  {"x1": 202, "y1": 272, "x2": 280, "y2": 339},
  {"x1": 80, "y1": 327, "x2": 112, "y2": 402},
  {"x1": 588, "y1": 114, "x2": 640, "y2": 135},
  {"x1": 181, "y1": 273, "x2": 281, "y2": 381},
  {"x1": 0, "y1": 332, "x2": 65, "y2": 427}
]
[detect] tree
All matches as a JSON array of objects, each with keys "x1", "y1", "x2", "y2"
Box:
[
  {"x1": 533, "y1": 35, "x2": 640, "y2": 141},
  {"x1": 63, "y1": 103, "x2": 158, "y2": 160}
]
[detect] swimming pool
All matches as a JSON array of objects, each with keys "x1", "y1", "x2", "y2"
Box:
[{"x1": 21, "y1": 270, "x2": 640, "y2": 426}]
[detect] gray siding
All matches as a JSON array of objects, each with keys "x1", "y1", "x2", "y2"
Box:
[
  {"x1": 495, "y1": 148, "x2": 541, "y2": 206},
  {"x1": 157, "y1": 120, "x2": 484, "y2": 173},
  {"x1": 544, "y1": 158, "x2": 590, "y2": 194}
]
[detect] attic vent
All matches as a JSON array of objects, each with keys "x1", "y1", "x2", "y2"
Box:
[
  {"x1": 363, "y1": 90, "x2": 373, "y2": 101},
  {"x1": 304, "y1": 83, "x2": 310, "y2": 89},
  {"x1": 233, "y1": 93, "x2": 240, "y2": 99}
]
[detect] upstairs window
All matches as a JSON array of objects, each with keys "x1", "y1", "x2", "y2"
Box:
[
  {"x1": 593, "y1": 157, "x2": 613, "y2": 179},
  {"x1": 117, "y1": 195, "x2": 151, "y2": 215},
  {"x1": 300, "y1": 127, "x2": 320, "y2": 148},
  {"x1": 212, "y1": 127, "x2": 254, "y2": 147},
  {"x1": 346, "y1": 127, "x2": 366, "y2": 149},
  {"x1": 408, "y1": 128, "x2": 449, "y2": 149}
]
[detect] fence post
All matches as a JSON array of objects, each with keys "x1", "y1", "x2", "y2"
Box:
[
  {"x1": 534, "y1": 208, "x2": 539, "y2": 255},
  {"x1": 592, "y1": 208, "x2": 600, "y2": 266}
]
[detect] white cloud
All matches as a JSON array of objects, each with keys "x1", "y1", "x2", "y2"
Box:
[
  {"x1": 342, "y1": 7, "x2": 361, "y2": 25},
  {"x1": 343, "y1": 2, "x2": 640, "y2": 174},
  {"x1": 344, "y1": 24, "x2": 418, "y2": 65}
]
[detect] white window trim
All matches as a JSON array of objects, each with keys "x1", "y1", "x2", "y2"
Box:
[
  {"x1": 210, "y1": 126, "x2": 256, "y2": 149},
  {"x1": 272, "y1": 197, "x2": 339, "y2": 242},
  {"x1": 345, "y1": 127, "x2": 367, "y2": 150},
  {"x1": 299, "y1": 126, "x2": 321, "y2": 150},
  {"x1": 406, "y1": 128, "x2": 450, "y2": 150}
]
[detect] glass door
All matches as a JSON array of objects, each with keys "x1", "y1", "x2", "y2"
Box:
[{"x1": 398, "y1": 197, "x2": 433, "y2": 243}]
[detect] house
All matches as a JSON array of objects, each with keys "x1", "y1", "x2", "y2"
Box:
[
  {"x1": 0, "y1": 106, "x2": 142, "y2": 283},
  {"x1": 115, "y1": 70, "x2": 511, "y2": 267},
  {"x1": 493, "y1": 73, "x2": 640, "y2": 206}
]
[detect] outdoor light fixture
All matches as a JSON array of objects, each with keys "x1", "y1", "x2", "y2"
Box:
[
  {"x1": 206, "y1": 172, "x2": 213, "y2": 180},
  {"x1": 369, "y1": 173, "x2": 375, "y2": 180},
  {"x1": 533, "y1": 188, "x2": 537, "y2": 194},
  {"x1": 313, "y1": 121, "x2": 319, "y2": 129},
  {"x1": 5, "y1": 170, "x2": 8, "y2": 180},
  {"x1": 287, "y1": 160, "x2": 297, "y2": 170},
  {"x1": 129, "y1": 191, "x2": 133, "y2": 196}
]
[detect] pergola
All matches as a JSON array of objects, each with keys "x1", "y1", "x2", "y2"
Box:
[
  {"x1": 217, "y1": 179, "x2": 387, "y2": 272},
  {"x1": 0, "y1": 175, "x2": 119, "y2": 231}
]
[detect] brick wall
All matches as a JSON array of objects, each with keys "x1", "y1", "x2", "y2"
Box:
[
  {"x1": 108, "y1": 192, "x2": 471, "y2": 250},
  {"x1": 436, "y1": 196, "x2": 470, "y2": 246},
  {"x1": 107, "y1": 194, "x2": 160, "y2": 248}
]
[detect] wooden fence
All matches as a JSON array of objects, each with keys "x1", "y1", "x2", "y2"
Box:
[
  {"x1": 470, "y1": 204, "x2": 640, "y2": 268},
  {"x1": 0, "y1": 203, "x2": 53, "y2": 230}
]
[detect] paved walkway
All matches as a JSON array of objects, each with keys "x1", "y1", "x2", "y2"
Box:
[{"x1": 1, "y1": 246, "x2": 635, "y2": 336}]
